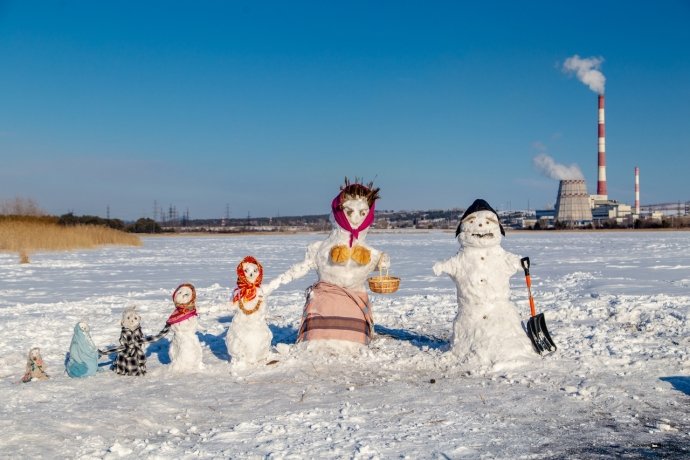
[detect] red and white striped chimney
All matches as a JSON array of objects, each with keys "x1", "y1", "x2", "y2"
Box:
[
  {"x1": 597, "y1": 94, "x2": 607, "y2": 198},
  {"x1": 634, "y1": 166, "x2": 640, "y2": 215}
]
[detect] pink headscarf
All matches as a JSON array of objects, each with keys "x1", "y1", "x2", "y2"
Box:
[
  {"x1": 167, "y1": 283, "x2": 198, "y2": 325},
  {"x1": 331, "y1": 194, "x2": 376, "y2": 247}
]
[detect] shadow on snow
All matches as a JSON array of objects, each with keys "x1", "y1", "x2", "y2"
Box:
[
  {"x1": 197, "y1": 330, "x2": 229, "y2": 361},
  {"x1": 374, "y1": 324, "x2": 447, "y2": 350},
  {"x1": 660, "y1": 376, "x2": 690, "y2": 396},
  {"x1": 270, "y1": 324, "x2": 298, "y2": 346}
]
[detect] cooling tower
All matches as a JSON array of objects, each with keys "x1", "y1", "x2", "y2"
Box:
[
  {"x1": 597, "y1": 94, "x2": 607, "y2": 198},
  {"x1": 555, "y1": 179, "x2": 593, "y2": 224}
]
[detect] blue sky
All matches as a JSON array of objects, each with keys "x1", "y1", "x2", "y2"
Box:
[{"x1": 1, "y1": 1, "x2": 689, "y2": 220}]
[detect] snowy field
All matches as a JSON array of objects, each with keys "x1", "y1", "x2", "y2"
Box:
[{"x1": 2, "y1": 230, "x2": 690, "y2": 459}]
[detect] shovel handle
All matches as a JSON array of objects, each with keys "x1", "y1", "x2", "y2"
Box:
[{"x1": 520, "y1": 257, "x2": 537, "y2": 317}]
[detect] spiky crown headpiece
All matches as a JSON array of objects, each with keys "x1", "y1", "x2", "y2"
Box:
[{"x1": 337, "y1": 177, "x2": 381, "y2": 208}]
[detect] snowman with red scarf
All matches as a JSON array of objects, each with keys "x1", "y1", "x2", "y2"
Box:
[
  {"x1": 267, "y1": 178, "x2": 390, "y2": 353},
  {"x1": 167, "y1": 283, "x2": 204, "y2": 372},
  {"x1": 226, "y1": 256, "x2": 273, "y2": 367}
]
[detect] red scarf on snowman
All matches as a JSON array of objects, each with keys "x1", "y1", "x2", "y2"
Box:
[
  {"x1": 167, "y1": 283, "x2": 198, "y2": 325},
  {"x1": 233, "y1": 256, "x2": 264, "y2": 303}
]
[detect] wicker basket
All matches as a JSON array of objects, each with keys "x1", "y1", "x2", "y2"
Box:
[{"x1": 368, "y1": 268, "x2": 400, "y2": 294}]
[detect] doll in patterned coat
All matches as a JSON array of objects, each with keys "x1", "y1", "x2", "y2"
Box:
[{"x1": 99, "y1": 306, "x2": 169, "y2": 376}]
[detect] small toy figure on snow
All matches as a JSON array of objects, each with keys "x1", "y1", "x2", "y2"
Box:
[
  {"x1": 66, "y1": 322, "x2": 99, "y2": 378},
  {"x1": 433, "y1": 199, "x2": 534, "y2": 372},
  {"x1": 267, "y1": 178, "x2": 390, "y2": 351},
  {"x1": 99, "y1": 306, "x2": 170, "y2": 376},
  {"x1": 166, "y1": 283, "x2": 204, "y2": 372},
  {"x1": 21, "y1": 347, "x2": 49, "y2": 382},
  {"x1": 227, "y1": 256, "x2": 273, "y2": 367}
]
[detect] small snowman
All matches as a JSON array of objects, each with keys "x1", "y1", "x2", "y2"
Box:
[
  {"x1": 21, "y1": 347, "x2": 49, "y2": 382},
  {"x1": 166, "y1": 283, "x2": 203, "y2": 372},
  {"x1": 433, "y1": 199, "x2": 534, "y2": 372},
  {"x1": 226, "y1": 256, "x2": 273, "y2": 367},
  {"x1": 66, "y1": 321, "x2": 99, "y2": 378}
]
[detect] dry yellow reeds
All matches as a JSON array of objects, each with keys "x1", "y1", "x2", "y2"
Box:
[{"x1": 0, "y1": 218, "x2": 141, "y2": 263}]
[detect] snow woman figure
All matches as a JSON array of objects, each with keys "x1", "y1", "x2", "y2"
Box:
[
  {"x1": 267, "y1": 178, "x2": 390, "y2": 351},
  {"x1": 166, "y1": 283, "x2": 204, "y2": 372},
  {"x1": 226, "y1": 256, "x2": 273, "y2": 367},
  {"x1": 66, "y1": 321, "x2": 99, "y2": 378},
  {"x1": 433, "y1": 199, "x2": 534, "y2": 372}
]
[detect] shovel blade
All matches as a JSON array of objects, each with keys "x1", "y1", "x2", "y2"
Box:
[{"x1": 526, "y1": 313, "x2": 556, "y2": 355}]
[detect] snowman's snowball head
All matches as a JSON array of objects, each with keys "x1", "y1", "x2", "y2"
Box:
[
  {"x1": 121, "y1": 306, "x2": 141, "y2": 330},
  {"x1": 459, "y1": 210, "x2": 503, "y2": 248},
  {"x1": 77, "y1": 321, "x2": 91, "y2": 337},
  {"x1": 173, "y1": 283, "x2": 196, "y2": 307},
  {"x1": 341, "y1": 196, "x2": 370, "y2": 228},
  {"x1": 29, "y1": 347, "x2": 42, "y2": 361},
  {"x1": 234, "y1": 257, "x2": 263, "y2": 300},
  {"x1": 242, "y1": 262, "x2": 261, "y2": 284}
]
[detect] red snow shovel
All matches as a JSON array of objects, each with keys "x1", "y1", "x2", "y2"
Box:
[{"x1": 520, "y1": 257, "x2": 556, "y2": 355}]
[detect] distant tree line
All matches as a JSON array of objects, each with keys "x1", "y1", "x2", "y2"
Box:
[
  {"x1": 58, "y1": 213, "x2": 125, "y2": 230},
  {"x1": 58, "y1": 213, "x2": 162, "y2": 233}
]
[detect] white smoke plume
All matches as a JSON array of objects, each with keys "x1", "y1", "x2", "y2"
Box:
[
  {"x1": 562, "y1": 54, "x2": 606, "y2": 94},
  {"x1": 533, "y1": 153, "x2": 584, "y2": 180}
]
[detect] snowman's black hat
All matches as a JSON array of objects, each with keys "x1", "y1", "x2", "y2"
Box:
[{"x1": 455, "y1": 198, "x2": 505, "y2": 237}]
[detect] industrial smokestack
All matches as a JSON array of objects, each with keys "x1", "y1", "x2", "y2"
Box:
[
  {"x1": 597, "y1": 94, "x2": 607, "y2": 198},
  {"x1": 562, "y1": 55, "x2": 608, "y2": 200},
  {"x1": 635, "y1": 166, "x2": 640, "y2": 215}
]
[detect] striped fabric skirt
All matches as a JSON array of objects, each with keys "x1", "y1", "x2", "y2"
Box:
[{"x1": 297, "y1": 282, "x2": 373, "y2": 345}]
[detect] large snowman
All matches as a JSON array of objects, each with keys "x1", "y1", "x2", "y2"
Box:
[
  {"x1": 226, "y1": 256, "x2": 273, "y2": 367},
  {"x1": 433, "y1": 199, "x2": 534, "y2": 371},
  {"x1": 267, "y1": 178, "x2": 390, "y2": 352},
  {"x1": 166, "y1": 283, "x2": 204, "y2": 372}
]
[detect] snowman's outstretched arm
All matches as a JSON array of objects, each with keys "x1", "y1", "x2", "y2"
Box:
[
  {"x1": 507, "y1": 252, "x2": 523, "y2": 273},
  {"x1": 140, "y1": 324, "x2": 171, "y2": 344},
  {"x1": 98, "y1": 345, "x2": 125, "y2": 356},
  {"x1": 264, "y1": 244, "x2": 317, "y2": 294},
  {"x1": 432, "y1": 258, "x2": 455, "y2": 276},
  {"x1": 376, "y1": 252, "x2": 390, "y2": 270}
]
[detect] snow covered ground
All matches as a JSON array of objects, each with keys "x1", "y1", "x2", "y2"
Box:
[{"x1": 1, "y1": 230, "x2": 689, "y2": 459}]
